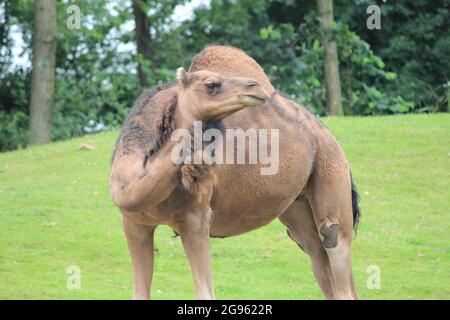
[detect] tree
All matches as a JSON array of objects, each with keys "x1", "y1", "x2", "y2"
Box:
[
  {"x1": 131, "y1": 0, "x2": 185, "y2": 88},
  {"x1": 316, "y1": 0, "x2": 343, "y2": 115},
  {"x1": 132, "y1": 0, "x2": 154, "y2": 87},
  {"x1": 29, "y1": 0, "x2": 56, "y2": 144},
  {"x1": 333, "y1": 0, "x2": 450, "y2": 112}
]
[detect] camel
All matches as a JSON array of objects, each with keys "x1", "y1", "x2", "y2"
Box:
[{"x1": 109, "y1": 46, "x2": 361, "y2": 300}]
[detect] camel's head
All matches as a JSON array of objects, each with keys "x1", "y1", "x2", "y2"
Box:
[{"x1": 176, "y1": 67, "x2": 269, "y2": 121}]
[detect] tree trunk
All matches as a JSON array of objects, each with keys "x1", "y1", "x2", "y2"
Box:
[
  {"x1": 29, "y1": 0, "x2": 56, "y2": 145},
  {"x1": 316, "y1": 0, "x2": 344, "y2": 116},
  {"x1": 447, "y1": 83, "x2": 449, "y2": 112},
  {"x1": 132, "y1": 0, "x2": 154, "y2": 88}
]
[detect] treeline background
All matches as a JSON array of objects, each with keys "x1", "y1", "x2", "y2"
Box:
[{"x1": 0, "y1": 0, "x2": 449, "y2": 152}]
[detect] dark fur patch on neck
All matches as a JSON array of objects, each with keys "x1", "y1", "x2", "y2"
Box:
[
  {"x1": 188, "y1": 118, "x2": 225, "y2": 149},
  {"x1": 178, "y1": 119, "x2": 224, "y2": 195},
  {"x1": 111, "y1": 83, "x2": 178, "y2": 166},
  {"x1": 143, "y1": 94, "x2": 177, "y2": 167}
]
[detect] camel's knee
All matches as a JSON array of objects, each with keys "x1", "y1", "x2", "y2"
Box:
[{"x1": 319, "y1": 223, "x2": 339, "y2": 249}]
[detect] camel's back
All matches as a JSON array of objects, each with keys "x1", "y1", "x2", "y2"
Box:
[{"x1": 189, "y1": 45, "x2": 275, "y2": 94}]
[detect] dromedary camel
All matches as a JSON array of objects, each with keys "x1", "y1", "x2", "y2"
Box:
[{"x1": 109, "y1": 46, "x2": 361, "y2": 300}]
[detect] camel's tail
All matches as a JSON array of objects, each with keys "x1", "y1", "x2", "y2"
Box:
[{"x1": 350, "y1": 171, "x2": 361, "y2": 232}]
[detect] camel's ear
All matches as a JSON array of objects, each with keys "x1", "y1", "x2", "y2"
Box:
[{"x1": 176, "y1": 67, "x2": 190, "y2": 87}]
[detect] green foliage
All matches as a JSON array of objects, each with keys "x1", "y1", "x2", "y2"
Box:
[
  {"x1": 289, "y1": 9, "x2": 414, "y2": 115},
  {"x1": 0, "y1": 0, "x2": 448, "y2": 152},
  {"x1": 334, "y1": 0, "x2": 450, "y2": 112},
  {"x1": 0, "y1": 0, "x2": 187, "y2": 152},
  {"x1": 0, "y1": 69, "x2": 30, "y2": 151},
  {"x1": 335, "y1": 22, "x2": 414, "y2": 115},
  {"x1": 46, "y1": 1, "x2": 142, "y2": 141},
  {"x1": 52, "y1": 69, "x2": 140, "y2": 141},
  {"x1": 0, "y1": 110, "x2": 28, "y2": 150}
]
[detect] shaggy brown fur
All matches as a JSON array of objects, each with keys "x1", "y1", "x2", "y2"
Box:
[{"x1": 112, "y1": 84, "x2": 178, "y2": 166}]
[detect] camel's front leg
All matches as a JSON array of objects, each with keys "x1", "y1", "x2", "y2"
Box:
[
  {"x1": 122, "y1": 217, "x2": 156, "y2": 300},
  {"x1": 179, "y1": 209, "x2": 215, "y2": 300}
]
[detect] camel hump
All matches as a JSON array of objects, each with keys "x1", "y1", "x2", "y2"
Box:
[{"x1": 189, "y1": 45, "x2": 275, "y2": 94}]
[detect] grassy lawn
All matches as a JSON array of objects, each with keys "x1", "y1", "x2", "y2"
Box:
[{"x1": 0, "y1": 113, "x2": 449, "y2": 299}]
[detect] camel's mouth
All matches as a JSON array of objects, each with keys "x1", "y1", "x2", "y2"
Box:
[
  {"x1": 242, "y1": 95, "x2": 268, "y2": 104},
  {"x1": 246, "y1": 95, "x2": 266, "y2": 101}
]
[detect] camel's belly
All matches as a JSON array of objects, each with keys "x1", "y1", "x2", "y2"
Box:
[
  {"x1": 209, "y1": 195, "x2": 298, "y2": 237},
  {"x1": 208, "y1": 160, "x2": 310, "y2": 237}
]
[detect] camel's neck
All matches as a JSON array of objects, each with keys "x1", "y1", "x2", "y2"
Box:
[
  {"x1": 173, "y1": 90, "x2": 207, "y2": 131},
  {"x1": 174, "y1": 106, "x2": 197, "y2": 131}
]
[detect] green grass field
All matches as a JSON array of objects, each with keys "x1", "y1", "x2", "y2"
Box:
[{"x1": 0, "y1": 114, "x2": 449, "y2": 299}]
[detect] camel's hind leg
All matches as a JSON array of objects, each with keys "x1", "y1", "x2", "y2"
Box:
[
  {"x1": 279, "y1": 198, "x2": 336, "y2": 299},
  {"x1": 306, "y1": 170, "x2": 358, "y2": 300}
]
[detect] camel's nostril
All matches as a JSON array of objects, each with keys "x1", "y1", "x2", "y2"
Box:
[{"x1": 246, "y1": 81, "x2": 259, "y2": 87}]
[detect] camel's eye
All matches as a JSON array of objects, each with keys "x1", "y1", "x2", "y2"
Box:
[{"x1": 205, "y1": 82, "x2": 221, "y2": 94}]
